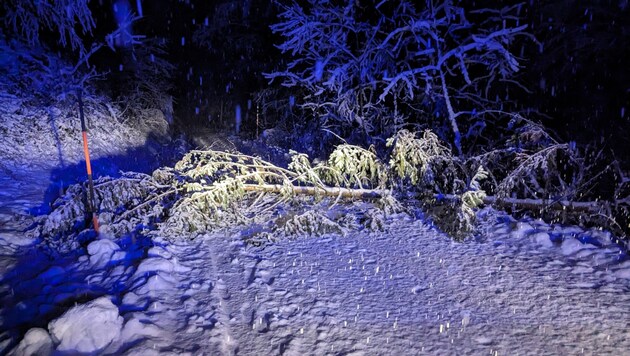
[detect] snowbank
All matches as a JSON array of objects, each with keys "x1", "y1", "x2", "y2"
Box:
[
  {"x1": 48, "y1": 297, "x2": 123, "y2": 353},
  {"x1": 9, "y1": 328, "x2": 53, "y2": 356},
  {"x1": 87, "y1": 239, "x2": 121, "y2": 268}
]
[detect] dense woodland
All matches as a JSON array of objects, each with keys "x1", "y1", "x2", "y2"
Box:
[{"x1": 1, "y1": 0, "x2": 630, "y2": 241}]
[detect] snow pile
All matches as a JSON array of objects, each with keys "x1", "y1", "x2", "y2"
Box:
[
  {"x1": 10, "y1": 328, "x2": 53, "y2": 356},
  {"x1": 87, "y1": 239, "x2": 122, "y2": 268},
  {"x1": 47, "y1": 297, "x2": 123, "y2": 354}
]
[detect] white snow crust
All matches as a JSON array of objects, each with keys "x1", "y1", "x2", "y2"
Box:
[
  {"x1": 3, "y1": 205, "x2": 630, "y2": 355},
  {"x1": 47, "y1": 297, "x2": 123, "y2": 353},
  {"x1": 9, "y1": 328, "x2": 53, "y2": 356}
]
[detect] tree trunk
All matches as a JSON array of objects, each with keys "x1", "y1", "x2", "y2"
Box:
[
  {"x1": 243, "y1": 184, "x2": 387, "y2": 199},
  {"x1": 438, "y1": 194, "x2": 601, "y2": 212}
]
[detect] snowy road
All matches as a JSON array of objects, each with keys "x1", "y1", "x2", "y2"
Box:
[
  {"x1": 0, "y1": 168, "x2": 48, "y2": 284},
  {"x1": 3, "y1": 201, "x2": 630, "y2": 354},
  {"x1": 105, "y1": 217, "x2": 630, "y2": 355}
]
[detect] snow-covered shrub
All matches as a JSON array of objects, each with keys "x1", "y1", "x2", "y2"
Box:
[
  {"x1": 385, "y1": 129, "x2": 490, "y2": 238},
  {"x1": 0, "y1": 36, "x2": 97, "y2": 105},
  {"x1": 111, "y1": 38, "x2": 175, "y2": 132},
  {"x1": 457, "y1": 166, "x2": 489, "y2": 236},
  {"x1": 270, "y1": 202, "x2": 392, "y2": 239},
  {"x1": 278, "y1": 210, "x2": 343, "y2": 236},
  {"x1": 2, "y1": 0, "x2": 95, "y2": 54},
  {"x1": 0, "y1": 1, "x2": 106, "y2": 119},
  {"x1": 477, "y1": 117, "x2": 584, "y2": 197},
  {"x1": 41, "y1": 173, "x2": 168, "y2": 252},
  {"x1": 42, "y1": 183, "x2": 86, "y2": 246},
  {"x1": 387, "y1": 130, "x2": 454, "y2": 186},
  {"x1": 0, "y1": 92, "x2": 145, "y2": 167},
  {"x1": 159, "y1": 198, "x2": 248, "y2": 236},
  {"x1": 497, "y1": 144, "x2": 573, "y2": 199},
  {"x1": 376, "y1": 192, "x2": 404, "y2": 217},
  {"x1": 322, "y1": 145, "x2": 388, "y2": 189},
  {"x1": 0, "y1": 10, "x2": 171, "y2": 166},
  {"x1": 2, "y1": 0, "x2": 174, "y2": 135}
]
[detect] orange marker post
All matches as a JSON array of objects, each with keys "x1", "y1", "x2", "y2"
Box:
[{"x1": 77, "y1": 90, "x2": 99, "y2": 233}]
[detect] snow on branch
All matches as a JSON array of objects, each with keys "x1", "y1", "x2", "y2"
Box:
[
  {"x1": 2, "y1": 0, "x2": 95, "y2": 54},
  {"x1": 267, "y1": 0, "x2": 533, "y2": 151},
  {"x1": 266, "y1": 0, "x2": 406, "y2": 135}
]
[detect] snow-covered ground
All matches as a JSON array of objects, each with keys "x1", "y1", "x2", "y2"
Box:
[
  {"x1": 1, "y1": 129, "x2": 630, "y2": 355},
  {"x1": 2, "y1": 183, "x2": 630, "y2": 355}
]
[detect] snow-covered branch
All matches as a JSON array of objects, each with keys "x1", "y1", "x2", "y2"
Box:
[
  {"x1": 2, "y1": 0, "x2": 95, "y2": 54},
  {"x1": 267, "y1": 0, "x2": 532, "y2": 149}
]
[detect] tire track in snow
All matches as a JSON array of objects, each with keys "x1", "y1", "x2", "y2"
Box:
[
  {"x1": 206, "y1": 238, "x2": 239, "y2": 355},
  {"x1": 162, "y1": 235, "x2": 270, "y2": 355}
]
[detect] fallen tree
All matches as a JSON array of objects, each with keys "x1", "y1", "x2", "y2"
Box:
[
  {"x1": 41, "y1": 142, "x2": 398, "y2": 251},
  {"x1": 41, "y1": 128, "x2": 630, "y2": 252}
]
